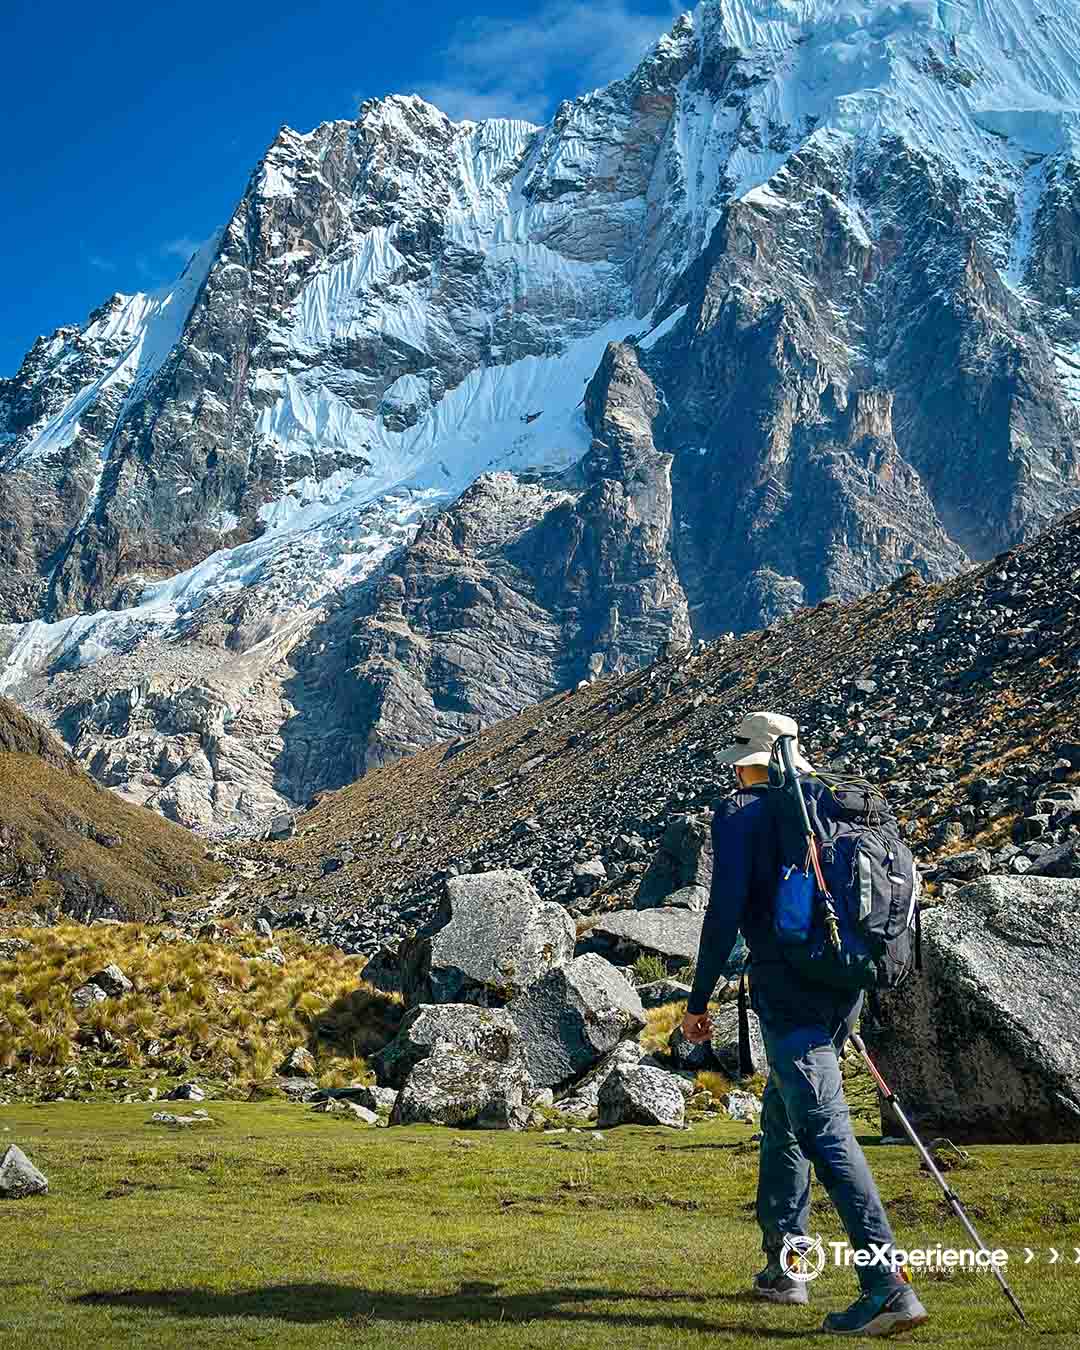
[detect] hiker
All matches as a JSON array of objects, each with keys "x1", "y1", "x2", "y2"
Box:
[{"x1": 681, "y1": 711, "x2": 929, "y2": 1338}]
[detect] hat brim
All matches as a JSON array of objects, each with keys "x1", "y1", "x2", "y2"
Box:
[{"x1": 716, "y1": 744, "x2": 814, "y2": 773}]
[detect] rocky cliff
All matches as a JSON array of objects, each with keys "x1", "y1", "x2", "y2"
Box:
[{"x1": 4, "y1": 0, "x2": 1080, "y2": 829}]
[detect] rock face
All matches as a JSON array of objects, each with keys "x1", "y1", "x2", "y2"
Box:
[
  {"x1": 867, "y1": 877, "x2": 1080, "y2": 1143},
  {"x1": 0, "y1": 1145, "x2": 49, "y2": 1198},
  {"x1": 508, "y1": 953, "x2": 645, "y2": 1089},
  {"x1": 401, "y1": 871, "x2": 575, "y2": 1006},
  {"x1": 389, "y1": 1043, "x2": 533, "y2": 1130},
  {"x1": 376, "y1": 1004, "x2": 522, "y2": 1088},
  {"x1": 6, "y1": 2, "x2": 1080, "y2": 831}
]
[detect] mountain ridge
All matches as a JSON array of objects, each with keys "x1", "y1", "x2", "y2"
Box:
[{"x1": 3, "y1": 0, "x2": 1080, "y2": 831}]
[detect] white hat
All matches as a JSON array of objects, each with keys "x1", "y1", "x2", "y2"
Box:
[{"x1": 716, "y1": 710, "x2": 814, "y2": 772}]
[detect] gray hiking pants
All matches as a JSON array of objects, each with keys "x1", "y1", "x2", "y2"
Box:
[{"x1": 756, "y1": 994, "x2": 903, "y2": 1292}]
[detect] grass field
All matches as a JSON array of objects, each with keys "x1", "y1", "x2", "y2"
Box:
[{"x1": 1, "y1": 1104, "x2": 1077, "y2": 1349}]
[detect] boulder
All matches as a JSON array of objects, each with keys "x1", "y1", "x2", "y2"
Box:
[
  {"x1": 508, "y1": 954, "x2": 645, "y2": 1089},
  {"x1": 636, "y1": 979, "x2": 692, "y2": 1008},
  {"x1": 390, "y1": 1044, "x2": 533, "y2": 1129},
  {"x1": 0, "y1": 1145, "x2": 48, "y2": 1198},
  {"x1": 375, "y1": 1004, "x2": 522, "y2": 1088},
  {"x1": 668, "y1": 1001, "x2": 767, "y2": 1078},
  {"x1": 634, "y1": 812, "x2": 713, "y2": 909},
  {"x1": 360, "y1": 946, "x2": 402, "y2": 994},
  {"x1": 553, "y1": 1040, "x2": 648, "y2": 1117},
  {"x1": 312, "y1": 1085, "x2": 398, "y2": 1113},
  {"x1": 279, "y1": 1047, "x2": 317, "y2": 1078},
  {"x1": 71, "y1": 981, "x2": 108, "y2": 1010},
  {"x1": 583, "y1": 908, "x2": 703, "y2": 967},
  {"x1": 165, "y1": 1082, "x2": 205, "y2": 1102},
  {"x1": 597, "y1": 1065, "x2": 686, "y2": 1128},
  {"x1": 865, "y1": 877, "x2": 1080, "y2": 1142},
  {"x1": 401, "y1": 870, "x2": 575, "y2": 1006},
  {"x1": 90, "y1": 964, "x2": 133, "y2": 997},
  {"x1": 721, "y1": 1090, "x2": 763, "y2": 1124}
]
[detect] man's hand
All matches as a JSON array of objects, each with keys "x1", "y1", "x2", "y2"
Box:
[{"x1": 681, "y1": 1011, "x2": 712, "y2": 1044}]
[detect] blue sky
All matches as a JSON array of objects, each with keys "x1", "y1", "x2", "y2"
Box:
[{"x1": 2, "y1": 0, "x2": 680, "y2": 376}]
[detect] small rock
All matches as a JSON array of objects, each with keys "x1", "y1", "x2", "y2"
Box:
[
  {"x1": 597, "y1": 1065, "x2": 686, "y2": 1128},
  {"x1": 720, "y1": 1090, "x2": 762, "y2": 1124},
  {"x1": 0, "y1": 1145, "x2": 49, "y2": 1198},
  {"x1": 279, "y1": 1047, "x2": 317, "y2": 1078},
  {"x1": 166, "y1": 1083, "x2": 205, "y2": 1102}
]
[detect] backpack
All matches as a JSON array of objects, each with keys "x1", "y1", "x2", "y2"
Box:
[{"x1": 770, "y1": 774, "x2": 921, "y2": 994}]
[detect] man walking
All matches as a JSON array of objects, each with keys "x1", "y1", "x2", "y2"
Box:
[{"x1": 681, "y1": 711, "x2": 928, "y2": 1337}]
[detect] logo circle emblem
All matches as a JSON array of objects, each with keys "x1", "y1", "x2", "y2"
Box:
[{"x1": 781, "y1": 1234, "x2": 827, "y2": 1282}]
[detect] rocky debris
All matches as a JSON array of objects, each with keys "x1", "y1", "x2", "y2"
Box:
[
  {"x1": 401, "y1": 871, "x2": 575, "y2": 1007},
  {"x1": 868, "y1": 877, "x2": 1080, "y2": 1143},
  {"x1": 149, "y1": 1110, "x2": 214, "y2": 1128},
  {"x1": 0, "y1": 937, "x2": 32, "y2": 959},
  {"x1": 582, "y1": 908, "x2": 703, "y2": 968},
  {"x1": 508, "y1": 954, "x2": 646, "y2": 1089},
  {"x1": 376, "y1": 1005, "x2": 522, "y2": 1089},
  {"x1": 636, "y1": 979, "x2": 692, "y2": 1007},
  {"x1": 635, "y1": 813, "x2": 713, "y2": 910},
  {"x1": 721, "y1": 1091, "x2": 763, "y2": 1124},
  {"x1": 279, "y1": 1047, "x2": 316, "y2": 1079},
  {"x1": 0, "y1": 1145, "x2": 49, "y2": 1198},
  {"x1": 597, "y1": 1064, "x2": 687, "y2": 1129},
  {"x1": 668, "y1": 1002, "x2": 766, "y2": 1078},
  {"x1": 165, "y1": 1082, "x2": 205, "y2": 1102},
  {"x1": 389, "y1": 1043, "x2": 533, "y2": 1130},
  {"x1": 258, "y1": 946, "x2": 287, "y2": 967}
]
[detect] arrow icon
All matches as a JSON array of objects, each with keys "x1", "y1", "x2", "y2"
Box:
[
  {"x1": 1024, "y1": 1249, "x2": 1035, "y2": 1264},
  {"x1": 1049, "y1": 1248, "x2": 1060, "y2": 1264}
]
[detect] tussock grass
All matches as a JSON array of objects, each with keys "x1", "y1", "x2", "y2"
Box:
[{"x1": 0, "y1": 924, "x2": 402, "y2": 1095}]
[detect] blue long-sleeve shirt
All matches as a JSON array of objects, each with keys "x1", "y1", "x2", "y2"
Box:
[{"x1": 687, "y1": 786, "x2": 779, "y2": 1014}]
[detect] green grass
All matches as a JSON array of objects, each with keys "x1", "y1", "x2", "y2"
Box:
[{"x1": 0, "y1": 1103, "x2": 1077, "y2": 1349}]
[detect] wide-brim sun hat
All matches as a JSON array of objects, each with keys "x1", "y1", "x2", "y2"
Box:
[{"x1": 716, "y1": 710, "x2": 814, "y2": 772}]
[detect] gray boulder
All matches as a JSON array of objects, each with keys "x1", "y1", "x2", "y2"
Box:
[
  {"x1": 279, "y1": 1046, "x2": 316, "y2": 1078},
  {"x1": 866, "y1": 877, "x2": 1080, "y2": 1142},
  {"x1": 390, "y1": 1043, "x2": 533, "y2": 1129},
  {"x1": 312, "y1": 1084, "x2": 398, "y2": 1113},
  {"x1": 71, "y1": 981, "x2": 108, "y2": 1010},
  {"x1": 668, "y1": 1001, "x2": 767, "y2": 1078},
  {"x1": 0, "y1": 1145, "x2": 48, "y2": 1198},
  {"x1": 721, "y1": 1090, "x2": 763, "y2": 1124},
  {"x1": 376, "y1": 1004, "x2": 522, "y2": 1088},
  {"x1": 401, "y1": 870, "x2": 575, "y2": 1006},
  {"x1": 553, "y1": 1041, "x2": 649, "y2": 1117},
  {"x1": 166, "y1": 1082, "x2": 205, "y2": 1102},
  {"x1": 636, "y1": 979, "x2": 692, "y2": 1008},
  {"x1": 509, "y1": 954, "x2": 646, "y2": 1089},
  {"x1": 583, "y1": 908, "x2": 703, "y2": 966},
  {"x1": 635, "y1": 812, "x2": 713, "y2": 909},
  {"x1": 597, "y1": 1065, "x2": 686, "y2": 1128},
  {"x1": 90, "y1": 964, "x2": 133, "y2": 996}
]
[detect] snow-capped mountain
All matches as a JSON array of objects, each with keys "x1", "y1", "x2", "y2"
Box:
[{"x1": 3, "y1": 0, "x2": 1080, "y2": 831}]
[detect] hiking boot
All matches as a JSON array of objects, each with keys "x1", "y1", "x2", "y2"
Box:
[
  {"x1": 751, "y1": 1261, "x2": 809, "y2": 1305},
  {"x1": 822, "y1": 1285, "x2": 928, "y2": 1336}
]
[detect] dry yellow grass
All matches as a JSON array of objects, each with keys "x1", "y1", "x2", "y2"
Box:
[{"x1": 0, "y1": 923, "x2": 402, "y2": 1095}]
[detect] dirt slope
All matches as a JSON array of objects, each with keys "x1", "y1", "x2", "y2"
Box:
[{"x1": 0, "y1": 697, "x2": 224, "y2": 920}]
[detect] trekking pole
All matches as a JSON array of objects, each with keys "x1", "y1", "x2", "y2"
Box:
[{"x1": 850, "y1": 1032, "x2": 1028, "y2": 1327}]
